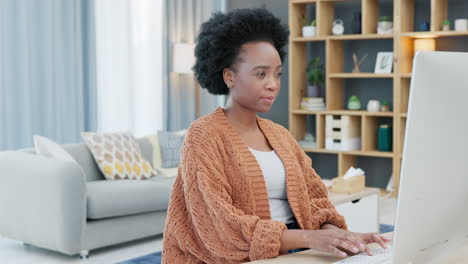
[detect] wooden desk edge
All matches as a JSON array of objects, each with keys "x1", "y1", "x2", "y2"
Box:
[
  {"x1": 249, "y1": 232, "x2": 468, "y2": 264},
  {"x1": 247, "y1": 232, "x2": 393, "y2": 263}
]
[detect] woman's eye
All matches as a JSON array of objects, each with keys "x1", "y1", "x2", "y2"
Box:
[
  {"x1": 256, "y1": 72, "x2": 266, "y2": 78},
  {"x1": 277, "y1": 72, "x2": 283, "y2": 77}
]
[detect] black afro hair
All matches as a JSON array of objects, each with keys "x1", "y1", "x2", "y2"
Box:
[{"x1": 193, "y1": 8, "x2": 289, "y2": 95}]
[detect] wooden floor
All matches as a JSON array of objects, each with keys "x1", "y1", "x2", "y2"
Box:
[{"x1": 0, "y1": 196, "x2": 397, "y2": 263}]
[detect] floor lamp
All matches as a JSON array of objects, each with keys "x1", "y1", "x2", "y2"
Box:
[{"x1": 172, "y1": 43, "x2": 200, "y2": 118}]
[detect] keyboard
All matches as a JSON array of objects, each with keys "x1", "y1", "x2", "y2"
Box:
[{"x1": 332, "y1": 245, "x2": 393, "y2": 264}]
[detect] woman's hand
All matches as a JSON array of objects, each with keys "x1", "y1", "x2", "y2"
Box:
[
  {"x1": 302, "y1": 229, "x2": 391, "y2": 258},
  {"x1": 354, "y1": 232, "x2": 392, "y2": 251}
]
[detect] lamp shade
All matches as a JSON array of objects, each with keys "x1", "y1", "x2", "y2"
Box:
[
  {"x1": 414, "y1": 39, "x2": 436, "y2": 52},
  {"x1": 172, "y1": 43, "x2": 196, "y2": 74}
]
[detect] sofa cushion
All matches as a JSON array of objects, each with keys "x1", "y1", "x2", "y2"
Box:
[
  {"x1": 81, "y1": 132, "x2": 156, "y2": 180},
  {"x1": 146, "y1": 132, "x2": 186, "y2": 177},
  {"x1": 157, "y1": 130, "x2": 186, "y2": 168},
  {"x1": 86, "y1": 176, "x2": 176, "y2": 219}
]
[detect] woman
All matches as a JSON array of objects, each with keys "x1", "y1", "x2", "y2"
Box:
[{"x1": 162, "y1": 8, "x2": 391, "y2": 263}]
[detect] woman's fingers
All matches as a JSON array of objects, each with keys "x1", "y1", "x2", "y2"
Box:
[
  {"x1": 361, "y1": 233, "x2": 391, "y2": 249},
  {"x1": 372, "y1": 233, "x2": 389, "y2": 249},
  {"x1": 327, "y1": 243, "x2": 348, "y2": 258},
  {"x1": 382, "y1": 236, "x2": 392, "y2": 242},
  {"x1": 335, "y1": 239, "x2": 360, "y2": 254},
  {"x1": 345, "y1": 233, "x2": 373, "y2": 256},
  {"x1": 363, "y1": 243, "x2": 373, "y2": 256},
  {"x1": 343, "y1": 233, "x2": 366, "y2": 252},
  {"x1": 309, "y1": 230, "x2": 392, "y2": 258}
]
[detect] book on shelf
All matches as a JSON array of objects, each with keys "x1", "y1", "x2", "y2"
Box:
[{"x1": 300, "y1": 97, "x2": 325, "y2": 111}]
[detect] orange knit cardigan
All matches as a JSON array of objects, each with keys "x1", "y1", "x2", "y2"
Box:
[{"x1": 162, "y1": 107, "x2": 347, "y2": 263}]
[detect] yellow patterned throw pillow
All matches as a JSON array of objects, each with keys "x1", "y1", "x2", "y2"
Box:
[{"x1": 81, "y1": 132, "x2": 156, "y2": 180}]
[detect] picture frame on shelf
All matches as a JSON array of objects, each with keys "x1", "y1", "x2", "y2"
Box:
[{"x1": 374, "y1": 52, "x2": 393, "y2": 74}]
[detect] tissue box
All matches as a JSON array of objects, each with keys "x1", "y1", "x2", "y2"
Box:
[{"x1": 331, "y1": 175, "x2": 365, "y2": 194}]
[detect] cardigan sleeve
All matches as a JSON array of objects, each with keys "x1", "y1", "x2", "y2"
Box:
[
  {"x1": 276, "y1": 124, "x2": 348, "y2": 230},
  {"x1": 181, "y1": 132, "x2": 288, "y2": 262}
]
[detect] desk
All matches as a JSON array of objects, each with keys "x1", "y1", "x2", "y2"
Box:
[{"x1": 248, "y1": 233, "x2": 468, "y2": 264}]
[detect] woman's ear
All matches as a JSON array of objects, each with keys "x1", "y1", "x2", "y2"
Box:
[{"x1": 223, "y1": 68, "x2": 234, "y2": 89}]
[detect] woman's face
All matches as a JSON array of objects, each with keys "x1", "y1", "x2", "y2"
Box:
[{"x1": 224, "y1": 41, "x2": 282, "y2": 113}]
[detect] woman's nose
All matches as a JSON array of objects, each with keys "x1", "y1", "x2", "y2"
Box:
[{"x1": 266, "y1": 76, "x2": 279, "y2": 91}]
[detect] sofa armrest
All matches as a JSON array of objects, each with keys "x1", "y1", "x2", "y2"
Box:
[{"x1": 0, "y1": 151, "x2": 86, "y2": 255}]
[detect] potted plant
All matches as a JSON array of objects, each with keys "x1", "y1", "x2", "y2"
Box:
[
  {"x1": 302, "y1": 19, "x2": 317, "y2": 37},
  {"x1": 381, "y1": 101, "x2": 390, "y2": 112},
  {"x1": 442, "y1": 19, "x2": 451, "y2": 31},
  {"x1": 377, "y1": 16, "x2": 393, "y2": 34},
  {"x1": 306, "y1": 57, "x2": 324, "y2": 97}
]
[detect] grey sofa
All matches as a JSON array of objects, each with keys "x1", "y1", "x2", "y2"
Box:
[{"x1": 0, "y1": 138, "x2": 176, "y2": 258}]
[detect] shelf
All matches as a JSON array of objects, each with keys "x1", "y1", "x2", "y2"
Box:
[
  {"x1": 292, "y1": 109, "x2": 361, "y2": 116},
  {"x1": 400, "y1": 31, "x2": 468, "y2": 38},
  {"x1": 401, "y1": 113, "x2": 407, "y2": 117},
  {"x1": 363, "y1": 111, "x2": 394, "y2": 117},
  {"x1": 401, "y1": 73, "x2": 412, "y2": 78},
  {"x1": 302, "y1": 147, "x2": 394, "y2": 158},
  {"x1": 328, "y1": 73, "x2": 394, "y2": 78},
  {"x1": 292, "y1": 36, "x2": 327, "y2": 42},
  {"x1": 328, "y1": 34, "x2": 394, "y2": 40},
  {"x1": 348, "y1": 150, "x2": 394, "y2": 158},
  {"x1": 290, "y1": 0, "x2": 316, "y2": 3},
  {"x1": 291, "y1": 109, "x2": 394, "y2": 117},
  {"x1": 292, "y1": 34, "x2": 393, "y2": 42}
]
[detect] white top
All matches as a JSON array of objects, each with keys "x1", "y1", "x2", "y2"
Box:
[{"x1": 248, "y1": 147, "x2": 295, "y2": 224}]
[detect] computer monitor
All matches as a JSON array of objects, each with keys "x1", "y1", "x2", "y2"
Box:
[{"x1": 392, "y1": 51, "x2": 468, "y2": 263}]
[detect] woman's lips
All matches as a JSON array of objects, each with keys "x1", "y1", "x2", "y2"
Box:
[{"x1": 261, "y1": 96, "x2": 275, "y2": 104}]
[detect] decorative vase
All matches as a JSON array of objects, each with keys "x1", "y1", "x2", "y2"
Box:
[
  {"x1": 299, "y1": 132, "x2": 317, "y2": 148},
  {"x1": 347, "y1": 95, "x2": 361, "y2": 110},
  {"x1": 419, "y1": 22, "x2": 430, "y2": 31},
  {"x1": 302, "y1": 26, "x2": 317, "y2": 37},
  {"x1": 455, "y1": 19, "x2": 468, "y2": 31},
  {"x1": 306, "y1": 85, "x2": 320, "y2": 97},
  {"x1": 377, "y1": 22, "x2": 393, "y2": 34},
  {"x1": 352, "y1": 12, "x2": 362, "y2": 34},
  {"x1": 378, "y1": 124, "x2": 392, "y2": 151},
  {"x1": 367, "y1": 100, "x2": 381, "y2": 112}
]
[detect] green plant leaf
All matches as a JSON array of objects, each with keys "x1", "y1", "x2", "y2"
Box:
[
  {"x1": 379, "y1": 16, "x2": 392, "y2": 22},
  {"x1": 306, "y1": 57, "x2": 325, "y2": 86}
]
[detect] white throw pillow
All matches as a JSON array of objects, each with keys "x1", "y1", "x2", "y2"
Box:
[
  {"x1": 33, "y1": 135, "x2": 86, "y2": 177},
  {"x1": 33, "y1": 135, "x2": 78, "y2": 163},
  {"x1": 146, "y1": 134, "x2": 163, "y2": 170},
  {"x1": 156, "y1": 167, "x2": 179, "y2": 178}
]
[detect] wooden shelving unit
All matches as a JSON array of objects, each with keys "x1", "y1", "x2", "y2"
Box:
[
  {"x1": 328, "y1": 73, "x2": 394, "y2": 78},
  {"x1": 400, "y1": 31, "x2": 468, "y2": 38},
  {"x1": 291, "y1": 109, "x2": 394, "y2": 117},
  {"x1": 288, "y1": 0, "x2": 468, "y2": 197}
]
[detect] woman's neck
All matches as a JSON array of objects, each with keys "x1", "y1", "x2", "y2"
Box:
[{"x1": 223, "y1": 101, "x2": 258, "y2": 132}]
